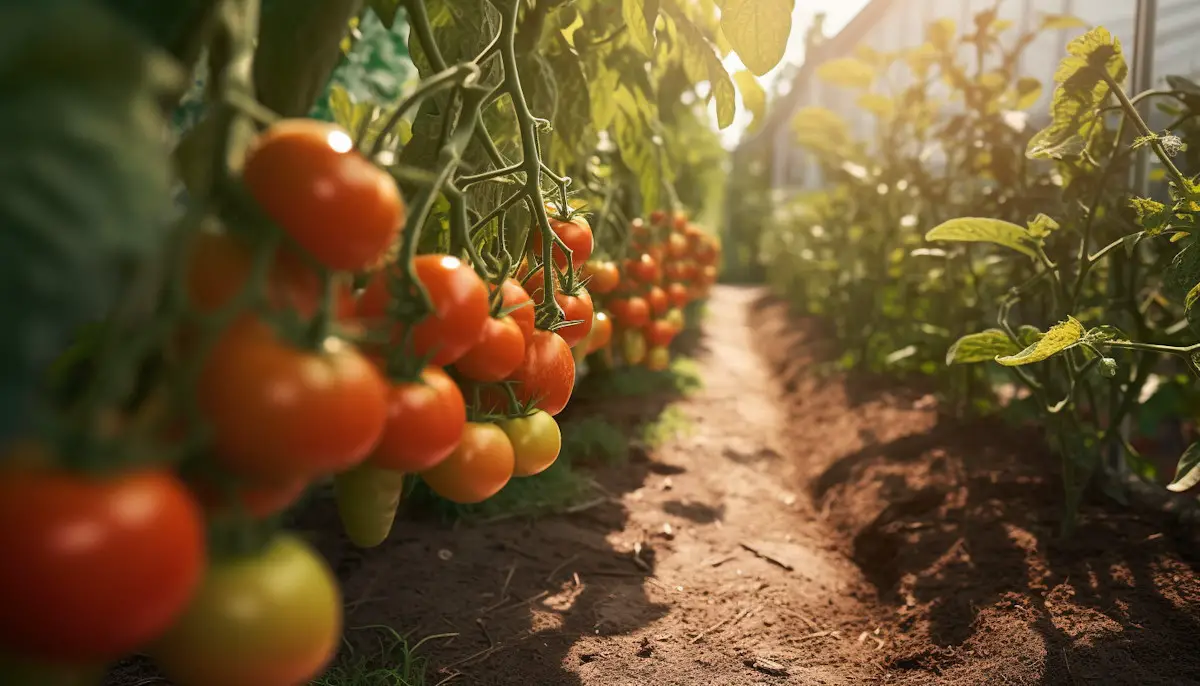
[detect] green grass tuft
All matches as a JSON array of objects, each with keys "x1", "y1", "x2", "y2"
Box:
[
  {"x1": 640, "y1": 405, "x2": 693, "y2": 448},
  {"x1": 313, "y1": 626, "x2": 454, "y2": 686}
]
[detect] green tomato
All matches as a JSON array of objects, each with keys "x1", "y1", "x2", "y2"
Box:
[
  {"x1": 335, "y1": 463, "x2": 407, "y2": 548},
  {"x1": 150, "y1": 535, "x2": 341, "y2": 686},
  {"x1": 501, "y1": 410, "x2": 562, "y2": 477}
]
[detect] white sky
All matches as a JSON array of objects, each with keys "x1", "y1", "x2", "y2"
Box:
[{"x1": 717, "y1": 0, "x2": 872, "y2": 146}]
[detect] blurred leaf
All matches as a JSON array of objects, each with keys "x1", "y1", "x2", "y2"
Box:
[
  {"x1": 623, "y1": 0, "x2": 658, "y2": 55},
  {"x1": 1040, "y1": 14, "x2": 1087, "y2": 31},
  {"x1": 1167, "y1": 443, "x2": 1200, "y2": 492},
  {"x1": 946, "y1": 330, "x2": 1020, "y2": 365},
  {"x1": 719, "y1": 0, "x2": 793, "y2": 76},
  {"x1": 734, "y1": 70, "x2": 766, "y2": 123},
  {"x1": 816, "y1": 57, "x2": 875, "y2": 90}
]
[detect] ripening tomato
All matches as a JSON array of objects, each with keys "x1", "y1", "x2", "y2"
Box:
[
  {"x1": 587, "y1": 311, "x2": 614, "y2": 354},
  {"x1": 666, "y1": 233, "x2": 688, "y2": 259},
  {"x1": 495, "y1": 278, "x2": 535, "y2": 346},
  {"x1": 583, "y1": 260, "x2": 620, "y2": 294},
  {"x1": 455, "y1": 315, "x2": 526, "y2": 382},
  {"x1": 648, "y1": 211, "x2": 666, "y2": 226},
  {"x1": 420, "y1": 422, "x2": 515, "y2": 503},
  {"x1": 501, "y1": 411, "x2": 562, "y2": 477},
  {"x1": 0, "y1": 466, "x2": 205, "y2": 663},
  {"x1": 680, "y1": 261, "x2": 700, "y2": 281},
  {"x1": 672, "y1": 212, "x2": 688, "y2": 232},
  {"x1": 371, "y1": 366, "x2": 466, "y2": 473},
  {"x1": 151, "y1": 535, "x2": 340, "y2": 686},
  {"x1": 645, "y1": 319, "x2": 678, "y2": 348},
  {"x1": 647, "y1": 346, "x2": 671, "y2": 371},
  {"x1": 621, "y1": 329, "x2": 647, "y2": 365},
  {"x1": 667, "y1": 283, "x2": 690, "y2": 309},
  {"x1": 663, "y1": 261, "x2": 686, "y2": 282},
  {"x1": 646, "y1": 286, "x2": 669, "y2": 317},
  {"x1": 610, "y1": 296, "x2": 650, "y2": 329},
  {"x1": 191, "y1": 475, "x2": 309, "y2": 519},
  {"x1": 664, "y1": 307, "x2": 686, "y2": 331},
  {"x1": 700, "y1": 264, "x2": 719, "y2": 285},
  {"x1": 525, "y1": 269, "x2": 594, "y2": 348},
  {"x1": 628, "y1": 254, "x2": 660, "y2": 284},
  {"x1": 243, "y1": 119, "x2": 403, "y2": 272},
  {"x1": 186, "y1": 231, "x2": 355, "y2": 319},
  {"x1": 531, "y1": 215, "x2": 593, "y2": 270},
  {"x1": 509, "y1": 329, "x2": 575, "y2": 416},
  {"x1": 358, "y1": 254, "x2": 490, "y2": 366},
  {"x1": 199, "y1": 317, "x2": 388, "y2": 481}
]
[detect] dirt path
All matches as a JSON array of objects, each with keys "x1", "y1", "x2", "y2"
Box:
[{"x1": 107, "y1": 285, "x2": 1200, "y2": 686}]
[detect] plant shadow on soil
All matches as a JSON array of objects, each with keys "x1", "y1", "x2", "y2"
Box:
[
  {"x1": 103, "y1": 327, "x2": 711, "y2": 686},
  {"x1": 752, "y1": 293, "x2": 1200, "y2": 686}
]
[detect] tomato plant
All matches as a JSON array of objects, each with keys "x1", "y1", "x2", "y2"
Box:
[
  {"x1": 371, "y1": 366, "x2": 465, "y2": 473},
  {"x1": 509, "y1": 329, "x2": 575, "y2": 416}
]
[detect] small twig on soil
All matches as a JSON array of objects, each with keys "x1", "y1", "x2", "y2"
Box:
[
  {"x1": 499, "y1": 561, "x2": 517, "y2": 598},
  {"x1": 746, "y1": 657, "x2": 789, "y2": 677},
  {"x1": 700, "y1": 553, "x2": 737, "y2": 568},
  {"x1": 797, "y1": 630, "x2": 840, "y2": 641},
  {"x1": 441, "y1": 644, "x2": 504, "y2": 671},
  {"x1": 739, "y1": 541, "x2": 794, "y2": 571},
  {"x1": 565, "y1": 495, "x2": 613, "y2": 515},
  {"x1": 587, "y1": 477, "x2": 617, "y2": 498},
  {"x1": 432, "y1": 672, "x2": 462, "y2": 686},
  {"x1": 546, "y1": 553, "x2": 580, "y2": 583},
  {"x1": 476, "y1": 618, "x2": 494, "y2": 648},
  {"x1": 690, "y1": 606, "x2": 755, "y2": 644}
]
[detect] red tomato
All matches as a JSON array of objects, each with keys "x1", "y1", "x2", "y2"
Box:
[
  {"x1": 672, "y1": 212, "x2": 688, "y2": 232},
  {"x1": 151, "y1": 535, "x2": 340, "y2": 686},
  {"x1": 647, "y1": 346, "x2": 671, "y2": 371},
  {"x1": 628, "y1": 254, "x2": 660, "y2": 284},
  {"x1": 582, "y1": 260, "x2": 620, "y2": 294},
  {"x1": 645, "y1": 319, "x2": 678, "y2": 347},
  {"x1": 667, "y1": 283, "x2": 690, "y2": 309},
  {"x1": 610, "y1": 296, "x2": 650, "y2": 329},
  {"x1": 530, "y1": 216, "x2": 594, "y2": 270},
  {"x1": 495, "y1": 278, "x2": 535, "y2": 346},
  {"x1": 681, "y1": 261, "x2": 700, "y2": 281},
  {"x1": 501, "y1": 411, "x2": 561, "y2": 477},
  {"x1": 648, "y1": 211, "x2": 666, "y2": 226},
  {"x1": 199, "y1": 317, "x2": 388, "y2": 480},
  {"x1": 0, "y1": 466, "x2": 205, "y2": 663},
  {"x1": 372, "y1": 366, "x2": 466, "y2": 473},
  {"x1": 358, "y1": 254, "x2": 490, "y2": 366},
  {"x1": 663, "y1": 261, "x2": 686, "y2": 282},
  {"x1": 455, "y1": 316, "x2": 527, "y2": 382},
  {"x1": 646, "y1": 286, "x2": 669, "y2": 317},
  {"x1": 243, "y1": 119, "x2": 403, "y2": 272},
  {"x1": 186, "y1": 231, "x2": 354, "y2": 319},
  {"x1": 420, "y1": 423, "x2": 515, "y2": 503},
  {"x1": 509, "y1": 330, "x2": 575, "y2": 416},
  {"x1": 666, "y1": 233, "x2": 688, "y2": 259},
  {"x1": 191, "y1": 475, "x2": 309, "y2": 519},
  {"x1": 587, "y1": 312, "x2": 614, "y2": 354},
  {"x1": 526, "y1": 268, "x2": 594, "y2": 348}
]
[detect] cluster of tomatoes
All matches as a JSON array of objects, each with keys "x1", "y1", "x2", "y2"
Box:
[
  {"x1": 0, "y1": 118, "x2": 719, "y2": 686},
  {"x1": 585, "y1": 211, "x2": 721, "y2": 371}
]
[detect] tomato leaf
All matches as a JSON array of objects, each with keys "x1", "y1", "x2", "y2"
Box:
[
  {"x1": 733, "y1": 71, "x2": 766, "y2": 124},
  {"x1": 623, "y1": 0, "x2": 658, "y2": 56},
  {"x1": 1168, "y1": 443, "x2": 1200, "y2": 493},
  {"x1": 996, "y1": 317, "x2": 1085, "y2": 366},
  {"x1": 0, "y1": 1, "x2": 177, "y2": 445},
  {"x1": 925, "y1": 218, "x2": 1038, "y2": 259},
  {"x1": 945, "y1": 330, "x2": 1020, "y2": 365},
  {"x1": 1040, "y1": 14, "x2": 1087, "y2": 31},
  {"x1": 719, "y1": 0, "x2": 793, "y2": 77}
]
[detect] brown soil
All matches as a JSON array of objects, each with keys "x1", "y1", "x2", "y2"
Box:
[{"x1": 105, "y1": 285, "x2": 1200, "y2": 686}]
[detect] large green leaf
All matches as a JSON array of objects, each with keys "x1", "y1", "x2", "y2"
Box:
[
  {"x1": 925, "y1": 218, "x2": 1038, "y2": 258},
  {"x1": 546, "y1": 35, "x2": 590, "y2": 148},
  {"x1": 945, "y1": 330, "x2": 1020, "y2": 365},
  {"x1": 0, "y1": 0, "x2": 176, "y2": 444},
  {"x1": 719, "y1": 0, "x2": 793, "y2": 76},
  {"x1": 996, "y1": 317, "x2": 1085, "y2": 366}
]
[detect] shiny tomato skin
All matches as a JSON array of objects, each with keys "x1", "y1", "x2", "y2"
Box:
[
  {"x1": 0, "y1": 467, "x2": 205, "y2": 663},
  {"x1": 372, "y1": 366, "x2": 466, "y2": 473},
  {"x1": 455, "y1": 315, "x2": 527, "y2": 382},
  {"x1": 510, "y1": 330, "x2": 575, "y2": 416},
  {"x1": 554, "y1": 289, "x2": 594, "y2": 349},
  {"x1": 496, "y1": 278, "x2": 535, "y2": 346},
  {"x1": 151, "y1": 535, "x2": 340, "y2": 686},
  {"x1": 191, "y1": 475, "x2": 309, "y2": 520},
  {"x1": 667, "y1": 283, "x2": 690, "y2": 309},
  {"x1": 666, "y1": 232, "x2": 688, "y2": 259},
  {"x1": 199, "y1": 317, "x2": 388, "y2": 480},
  {"x1": 629, "y1": 254, "x2": 660, "y2": 284},
  {"x1": 420, "y1": 423, "x2": 515, "y2": 504},
  {"x1": 645, "y1": 319, "x2": 678, "y2": 348},
  {"x1": 243, "y1": 119, "x2": 403, "y2": 272},
  {"x1": 646, "y1": 286, "x2": 669, "y2": 317},
  {"x1": 531, "y1": 216, "x2": 594, "y2": 270},
  {"x1": 501, "y1": 411, "x2": 561, "y2": 477},
  {"x1": 186, "y1": 232, "x2": 354, "y2": 319},
  {"x1": 358, "y1": 255, "x2": 490, "y2": 366},
  {"x1": 586, "y1": 312, "x2": 614, "y2": 354},
  {"x1": 582, "y1": 260, "x2": 620, "y2": 294}
]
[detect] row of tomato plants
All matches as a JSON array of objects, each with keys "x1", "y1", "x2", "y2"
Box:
[{"x1": 736, "y1": 8, "x2": 1200, "y2": 527}]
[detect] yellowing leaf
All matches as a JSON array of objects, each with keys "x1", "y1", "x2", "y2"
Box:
[
  {"x1": 946, "y1": 330, "x2": 1020, "y2": 365},
  {"x1": 1041, "y1": 14, "x2": 1087, "y2": 31},
  {"x1": 857, "y1": 93, "x2": 894, "y2": 118},
  {"x1": 733, "y1": 70, "x2": 766, "y2": 123},
  {"x1": 720, "y1": 0, "x2": 793, "y2": 76},
  {"x1": 1015, "y1": 76, "x2": 1043, "y2": 110},
  {"x1": 996, "y1": 317, "x2": 1085, "y2": 366},
  {"x1": 623, "y1": 0, "x2": 656, "y2": 55},
  {"x1": 710, "y1": 58, "x2": 737, "y2": 129},
  {"x1": 816, "y1": 57, "x2": 875, "y2": 90},
  {"x1": 927, "y1": 18, "x2": 956, "y2": 50},
  {"x1": 925, "y1": 217, "x2": 1038, "y2": 259}
]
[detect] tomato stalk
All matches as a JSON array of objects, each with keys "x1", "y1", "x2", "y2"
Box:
[{"x1": 365, "y1": 62, "x2": 482, "y2": 158}]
